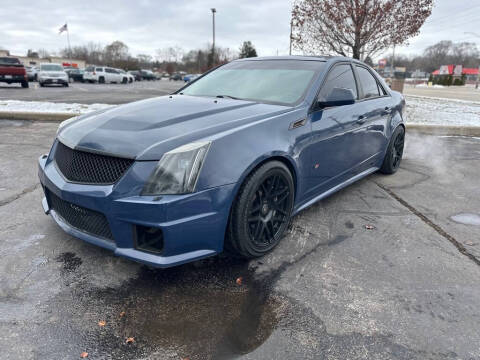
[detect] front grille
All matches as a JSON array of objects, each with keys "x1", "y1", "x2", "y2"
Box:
[
  {"x1": 48, "y1": 190, "x2": 114, "y2": 241},
  {"x1": 54, "y1": 141, "x2": 133, "y2": 184}
]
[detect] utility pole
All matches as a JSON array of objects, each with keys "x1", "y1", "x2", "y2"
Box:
[
  {"x1": 391, "y1": 43, "x2": 396, "y2": 78},
  {"x1": 289, "y1": 18, "x2": 293, "y2": 55},
  {"x1": 211, "y1": 8, "x2": 216, "y2": 65}
]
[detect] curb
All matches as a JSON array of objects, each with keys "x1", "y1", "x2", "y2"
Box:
[
  {"x1": 0, "y1": 111, "x2": 77, "y2": 122},
  {"x1": 406, "y1": 124, "x2": 480, "y2": 137}
]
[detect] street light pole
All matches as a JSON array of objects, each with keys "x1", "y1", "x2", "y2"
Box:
[{"x1": 211, "y1": 8, "x2": 216, "y2": 65}]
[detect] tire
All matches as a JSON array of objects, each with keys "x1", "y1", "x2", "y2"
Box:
[
  {"x1": 34, "y1": 74, "x2": 38, "y2": 82},
  {"x1": 64, "y1": 83, "x2": 69, "y2": 87},
  {"x1": 226, "y1": 161, "x2": 295, "y2": 258},
  {"x1": 21, "y1": 81, "x2": 29, "y2": 88},
  {"x1": 99, "y1": 76, "x2": 105, "y2": 84},
  {"x1": 379, "y1": 126, "x2": 405, "y2": 174},
  {"x1": 122, "y1": 77, "x2": 127, "y2": 84},
  {"x1": 39, "y1": 82, "x2": 44, "y2": 87}
]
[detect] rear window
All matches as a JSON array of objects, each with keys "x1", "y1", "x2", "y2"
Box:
[
  {"x1": 85, "y1": 66, "x2": 94, "y2": 72},
  {"x1": 0, "y1": 57, "x2": 21, "y2": 65}
]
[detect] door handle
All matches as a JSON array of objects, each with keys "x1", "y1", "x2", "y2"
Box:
[{"x1": 356, "y1": 116, "x2": 366, "y2": 125}]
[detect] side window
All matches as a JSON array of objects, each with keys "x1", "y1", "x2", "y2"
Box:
[
  {"x1": 318, "y1": 64, "x2": 357, "y2": 101},
  {"x1": 356, "y1": 66, "x2": 381, "y2": 99},
  {"x1": 95, "y1": 67, "x2": 103, "y2": 72}
]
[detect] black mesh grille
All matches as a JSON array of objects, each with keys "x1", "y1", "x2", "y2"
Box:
[
  {"x1": 48, "y1": 190, "x2": 114, "y2": 241},
  {"x1": 54, "y1": 141, "x2": 133, "y2": 184}
]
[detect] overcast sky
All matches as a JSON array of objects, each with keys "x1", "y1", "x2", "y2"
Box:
[{"x1": 1, "y1": 0, "x2": 479, "y2": 60}]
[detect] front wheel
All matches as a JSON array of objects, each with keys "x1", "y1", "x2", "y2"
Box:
[
  {"x1": 226, "y1": 161, "x2": 294, "y2": 258},
  {"x1": 379, "y1": 126, "x2": 405, "y2": 174},
  {"x1": 21, "y1": 81, "x2": 29, "y2": 88}
]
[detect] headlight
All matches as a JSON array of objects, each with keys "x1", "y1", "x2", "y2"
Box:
[
  {"x1": 56, "y1": 116, "x2": 78, "y2": 135},
  {"x1": 142, "y1": 141, "x2": 211, "y2": 195}
]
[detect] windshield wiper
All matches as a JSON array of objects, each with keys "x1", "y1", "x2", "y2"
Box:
[{"x1": 215, "y1": 95, "x2": 242, "y2": 100}]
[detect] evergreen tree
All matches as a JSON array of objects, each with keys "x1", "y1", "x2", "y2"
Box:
[{"x1": 239, "y1": 41, "x2": 257, "y2": 58}]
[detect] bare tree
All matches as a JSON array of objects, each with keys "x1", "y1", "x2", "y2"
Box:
[{"x1": 291, "y1": 0, "x2": 433, "y2": 59}]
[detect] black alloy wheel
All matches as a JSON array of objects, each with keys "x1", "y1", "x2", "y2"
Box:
[
  {"x1": 380, "y1": 126, "x2": 405, "y2": 174},
  {"x1": 227, "y1": 161, "x2": 294, "y2": 258}
]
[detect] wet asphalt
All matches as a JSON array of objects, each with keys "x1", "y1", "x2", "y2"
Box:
[{"x1": 1, "y1": 121, "x2": 480, "y2": 359}]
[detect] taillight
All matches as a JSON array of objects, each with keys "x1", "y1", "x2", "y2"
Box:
[{"x1": 93, "y1": 72, "x2": 96, "y2": 75}]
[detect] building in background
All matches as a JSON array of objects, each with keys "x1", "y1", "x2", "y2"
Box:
[
  {"x1": 0, "y1": 49, "x2": 85, "y2": 68},
  {"x1": 432, "y1": 65, "x2": 479, "y2": 84}
]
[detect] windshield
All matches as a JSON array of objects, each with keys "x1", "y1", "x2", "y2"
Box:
[
  {"x1": 181, "y1": 60, "x2": 325, "y2": 105},
  {"x1": 41, "y1": 64, "x2": 64, "y2": 71},
  {"x1": 0, "y1": 57, "x2": 21, "y2": 65}
]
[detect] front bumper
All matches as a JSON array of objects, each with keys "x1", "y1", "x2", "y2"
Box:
[
  {"x1": 39, "y1": 77, "x2": 68, "y2": 85},
  {"x1": 38, "y1": 148, "x2": 235, "y2": 268}
]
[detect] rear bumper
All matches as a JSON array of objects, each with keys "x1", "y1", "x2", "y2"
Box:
[
  {"x1": 0, "y1": 74, "x2": 26, "y2": 82},
  {"x1": 38, "y1": 152, "x2": 235, "y2": 268}
]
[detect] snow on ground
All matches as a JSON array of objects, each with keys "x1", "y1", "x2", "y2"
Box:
[
  {"x1": 405, "y1": 95, "x2": 480, "y2": 127},
  {"x1": 0, "y1": 100, "x2": 114, "y2": 114},
  {"x1": 0, "y1": 96, "x2": 480, "y2": 127}
]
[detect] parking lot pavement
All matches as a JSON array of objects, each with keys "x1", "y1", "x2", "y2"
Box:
[
  {"x1": 1, "y1": 121, "x2": 480, "y2": 360},
  {"x1": 0, "y1": 80, "x2": 184, "y2": 105}
]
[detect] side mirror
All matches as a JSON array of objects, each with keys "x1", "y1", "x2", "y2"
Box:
[{"x1": 318, "y1": 87, "x2": 356, "y2": 108}]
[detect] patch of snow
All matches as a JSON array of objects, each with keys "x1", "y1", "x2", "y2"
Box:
[
  {"x1": 0, "y1": 100, "x2": 114, "y2": 114},
  {"x1": 405, "y1": 95, "x2": 480, "y2": 127}
]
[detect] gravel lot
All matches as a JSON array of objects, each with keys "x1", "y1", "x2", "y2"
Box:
[
  {"x1": 1, "y1": 120, "x2": 480, "y2": 359},
  {"x1": 0, "y1": 80, "x2": 184, "y2": 104}
]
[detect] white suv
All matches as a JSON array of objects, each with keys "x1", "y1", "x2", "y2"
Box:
[
  {"x1": 38, "y1": 63, "x2": 69, "y2": 87},
  {"x1": 83, "y1": 66, "x2": 128, "y2": 84}
]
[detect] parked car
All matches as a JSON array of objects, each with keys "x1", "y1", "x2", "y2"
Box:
[
  {"x1": 26, "y1": 66, "x2": 38, "y2": 81},
  {"x1": 140, "y1": 69, "x2": 156, "y2": 81},
  {"x1": 169, "y1": 73, "x2": 182, "y2": 81},
  {"x1": 0, "y1": 57, "x2": 28, "y2": 88},
  {"x1": 128, "y1": 71, "x2": 142, "y2": 81},
  {"x1": 183, "y1": 74, "x2": 200, "y2": 82},
  {"x1": 38, "y1": 56, "x2": 405, "y2": 268},
  {"x1": 83, "y1": 66, "x2": 127, "y2": 84},
  {"x1": 116, "y1": 69, "x2": 134, "y2": 83},
  {"x1": 38, "y1": 63, "x2": 69, "y2": 87},
  {"x1": 65, "y1": 68, "x2": 84, "y2": 82}
]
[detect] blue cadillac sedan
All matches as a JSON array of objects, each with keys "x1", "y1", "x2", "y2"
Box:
[{"x1": 38, "y1": 56, "x2": 405, "y2": 268}]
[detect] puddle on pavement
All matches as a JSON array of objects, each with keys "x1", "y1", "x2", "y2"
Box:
[
  {"x1": 63, "y1": 256, "x2": 283, "y2": 360},
  {"x1": 450, "y1": 213, "x2": 480, "y2": 226}
]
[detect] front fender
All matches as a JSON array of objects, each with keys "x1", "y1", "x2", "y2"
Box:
[{"x1": 194, "y1": 106, "x2": 311, "y2": 203}]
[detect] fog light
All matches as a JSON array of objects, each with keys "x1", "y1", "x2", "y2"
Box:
[{"x1": 134, "y1": 225, "x2": 164, "y2": 253}]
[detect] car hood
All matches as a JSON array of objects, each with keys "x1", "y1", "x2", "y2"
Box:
[
  {"x1": 58, "y1": 95, "x2": 291, "y2": 160},
  {"x1": 40, "y1": 71, "x2": 66, "y2": 76}
]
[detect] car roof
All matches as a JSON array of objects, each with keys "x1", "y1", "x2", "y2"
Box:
[{"x1": 232, "y1": 55, "x2": 366, "y2": 64}]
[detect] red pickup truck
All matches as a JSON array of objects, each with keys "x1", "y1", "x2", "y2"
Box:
[{"x1": 0, "y1": 57, "x2": 29, "y2": 88}]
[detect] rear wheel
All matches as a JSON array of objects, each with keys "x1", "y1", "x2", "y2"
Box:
[
  {"x1": 380, "y1": 126, "x2": 405, "y2": 174},
  {"x1": 99, "y1": 76, "x2": 105, "y2": 84},
  {"x1": 226, "y1": 161, "x2": 294, "y2": 258},
  {"x1": 21, "y1": 81, "x2": 29, "y2": 88}
]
